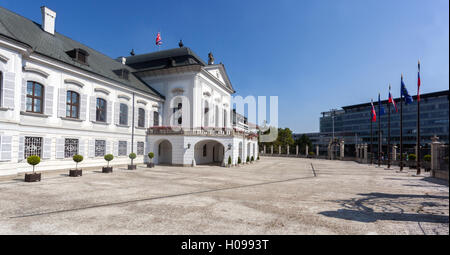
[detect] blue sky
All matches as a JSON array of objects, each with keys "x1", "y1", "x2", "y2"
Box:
[{"x1": 2, "y1": 0, "x2": 449, "y2": 133}]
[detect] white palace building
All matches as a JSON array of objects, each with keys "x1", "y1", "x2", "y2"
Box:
[{"x1": 0, "y1": 6, "x2": 258, "y2": 176}]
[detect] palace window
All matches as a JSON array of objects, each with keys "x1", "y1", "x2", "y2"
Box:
[
  {"x1": 119, "y1": 103, "x2": 128, "y2": 125},
  {"x1": 24, "y1": 136, "x2": 42, "y2": 158},
  {"x1": 96, "y1": 98, "x2": 107, "y2": 122},
  {"x1": 153, "y1": 111, "x2": 159, "y2": 126},
  {"x1": 66, "y1": 91, "x2": 80, "y2": 118},
  {"x1": 138, "y1": 108, "x2": 145, "y2": 127},
  {"x1": 137, "y1": 142, "x2": 144, "y2": 155},
  {"x1": 118, "y1": 141, "x2": 127, "y2": 156},
  {"x1": 64, "y1": 138, "x2": 79, "y2": 158},
  {"x1": 95, "y1": 140, "x2": 106, "y2": 157},
  {"x1": 66, "y1": 48, "x2": 89, "y2": 64},
  {"x1": 26, "y1": 81, "x2": 44, "y2": 113}
]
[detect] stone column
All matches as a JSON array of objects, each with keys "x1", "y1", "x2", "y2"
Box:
[
  {"x1": 271, "y1": 145, "x2": 273, "y2": 155},
  {"x1": 305, "y1": 145, "x2": 309, "y2": 156},
  {"x1": 316, "y1": 145, "x2": 319, "y2": 158},
  {"x1": 263, "y1": 145, "x2": 266, "y2": 155},
  {"x1": 287, "y1": 145, "x2": 290, "y2": 155},
  {"x1": 356, "y1": 145, "x2": 360, "y2": 158},
  {"x1": 340, "y1": 141, "x2": 345, "y2": 159},
  {"x1": 392, "y1": 145, "x2": 397, "y2": 161},
  {"x1": 363, "y1": 144, "x2": 368, "y2": 163},
  {"x1": 278, "y1": 145, "x2": 281, "y2": 155},
  {"x1": 430, "y1": 136, "x2": 441, "y2": 172},
  {"x1": 296, "y1": 145, "x2": 299, "y2": 156}
]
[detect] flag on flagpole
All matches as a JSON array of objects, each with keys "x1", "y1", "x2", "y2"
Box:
[
  {"x1": 371, "y1": 99, "x2": 377, "y2": 122},
  {"x1": 401, "y1": 74, "x2": 413, "y2": 104},
  {"x1": 156, "y1": 32, "x2": 162, "y2": 46},
  {"x1": 378, "y1": 93, "x2": 386, "y2": 115},
  {"x1": 388, "y1": 84, "x2": 398, "y2": 112},
  {"x1": 417, "y1": 60, "x2": 421, "y2": 102}
]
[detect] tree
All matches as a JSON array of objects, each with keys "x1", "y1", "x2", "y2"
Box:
[
  {"x1": 295, "y1": 134, "x2": 312, "y2": 154},
  {"x1": 259, "y1": 127, "x2": 295, "y2": 154}
]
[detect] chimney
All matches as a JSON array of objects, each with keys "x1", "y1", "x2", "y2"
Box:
[{"x1": 41, "y1": 6, "x2": 56, "y2": 35}]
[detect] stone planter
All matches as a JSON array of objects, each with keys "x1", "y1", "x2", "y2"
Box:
[
  {"x1": 127, "y1": 165, "x2": 136, "y2": 170},
  {"x1": 25, "y1": 173, "x2": 41, "y2": 182},
  {"x1": 69, "y1": 169, "x2": 82, "y2": 177},
  {"x1": 102, "y1": 166, "x2": 113, "y2": 173},
  {"x1": 422, "y1": 161, "x2": 431, "y2": 172},
  {"x1": 408, "y1": 161, "x2": 416, "y2": 169},
  {"x1": 146, "y1": 163, "x2": 155, "y2": 168}
]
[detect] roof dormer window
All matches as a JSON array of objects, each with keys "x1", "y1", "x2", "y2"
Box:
[
  {"x1": 66, "y1": 48, "x2": 89, "y2": 64},
  {"x1": 113, "y1": 68, "x2": 130, "y2": 80}
]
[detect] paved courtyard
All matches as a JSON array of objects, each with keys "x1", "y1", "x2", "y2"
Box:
[{"x1": 0, "y1": 157, "x2": 448, "y2": 235}]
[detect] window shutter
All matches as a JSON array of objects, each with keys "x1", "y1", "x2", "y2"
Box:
[
  {"x1": 143, "y1": 109, "x2": 147, "y2": 128},
  {"x1": 42, "y1": 138, "x2": 52, "y2": 159},
  {"x1": 44, "y1": 86, "x2": 54, "y2": 116},
  {"x1": 88, "y1": 139, "x2": 95, "y2": 158},
  {"x1": 106, "y1": 100, "x2": 112, "y2": 124},
  {"x1": 133, "y1": 141, "x2": 137, "y2": 154},
  {"x1": 127, "y1": 140, "x2": 131, "y2": 155},
  {"x1": 134, "y1": 107, "x2": 138, "y2": 127},
  {"x1": 2, "y1": 72, "x2": 15, "y2": 109},
  {"x1": 57, "y1": 88, "x2": 66, "y2": 117},
  {"x1": 114, "y1": 102, "x2": 120, "y2": 125},
  {"x1": 21, "y1": 79, "x2": 26, "y2": 112},
  {"x1": 149, "y1": 110, "x2": 153, "y2": 127},
  {"x1": 89, "y1": 96, "x2": 96, "y2": 121},
  {"x1": 55, "y1": 138, "x2": 64, "y2": 159},
  {"x1": 106, "y1": 140, "x2": 111, "y2": 154},
  {"x1": 79, "y1": 94, "x2": 87, "y2": 121},
  {"x1": 127, "y1": 104, "x2": 132, "y2": 126},
  {"x1": 113, "y1": 141, "x2": 118, "y2": 156},
  {"x1": 0, "y1": 136, "x2": 12, "y2": 161},
  {"x1": 78, "y1": 139, "x2": 85, "y2": 157},
  {"x1": 18, "y1": 136, "x2": 24, "y2": 162}
]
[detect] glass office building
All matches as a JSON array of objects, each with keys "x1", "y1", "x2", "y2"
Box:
[{"x1": 294, "y1": 90, "x2": 449, "y2": 156}]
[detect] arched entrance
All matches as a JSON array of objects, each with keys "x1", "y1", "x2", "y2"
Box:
[
  {"x1": 194, "y1": 140, "x2": 225, "y2": 165},
  {"x1": 154, "y1": 139, "x2": 172, "y2": 165}
]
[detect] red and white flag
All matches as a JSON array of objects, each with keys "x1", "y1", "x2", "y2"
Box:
[
  {"x1": 156, "y1": 32, "x2": 162, "y2": 46},
  {"x1": 371, "y1": 99, "x2": 377, "y2": 122}
]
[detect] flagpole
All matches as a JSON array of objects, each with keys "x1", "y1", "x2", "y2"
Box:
[
  {"x1": 416, "y1": 61, "x2": 421, "y2": 175},
  {"x1": 387, "y1": 85, "x2": 391, "y2": 169},
  {"x1": 378, "y1": 93, "x2": 381, "y2": 167},
  {"x1": 400, "y1": 75, "x2": 404, "y2": 171},
  {"x1": 370, "y1": 104, "x2": 373, "y2": 165}
]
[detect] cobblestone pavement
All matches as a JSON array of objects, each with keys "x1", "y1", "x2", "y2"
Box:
[{"x1": 0, "y1": 157, "x2": 448, "y2": 234}]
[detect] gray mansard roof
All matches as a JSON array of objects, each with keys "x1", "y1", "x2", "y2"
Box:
[{"x1": 0, "y1": 6, "x2": 163, "y2": 99}]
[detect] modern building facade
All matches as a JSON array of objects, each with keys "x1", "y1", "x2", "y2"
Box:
[
  {"x1": 0, "y1": 6, "x2": 258, "y2": 175},
  {"x1": 294, "y1": 90, "x2": 449, "y2": 156}
]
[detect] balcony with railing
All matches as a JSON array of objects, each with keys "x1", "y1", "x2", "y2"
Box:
[{"x1": 147, "y1": 126, "x2": 258, "y2": 140}]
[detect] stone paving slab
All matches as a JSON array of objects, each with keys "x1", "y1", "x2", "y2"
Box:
[{"x1": 0, "y1": 157, "x2": 448, "y2": 234}]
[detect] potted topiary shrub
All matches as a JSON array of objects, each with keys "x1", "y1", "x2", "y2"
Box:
[
  {"x1": 251, "y1": 156, "x2": 254, "y2": 163},
  {"x1": 423, "y1": 154, "x2": 431, "y2": 172},
  {"x1": 25, "y1": 155, "x2": 41, "y2": 182},
  {"x1": 228, "y1": 156, "x2": 232, "y2": 167},
  {"x1": 246, "y1": 156, "x2": 250, "y2": 164},
  {"x1": 103, "y1": 154, "x2": 114, "y2": 173},
  {"x1": 147, "y1": 152, "x2": 155, "y2": 168},
  {"x1": 128, "y1": 152, "x2": 137, "y2": 170},
  {"x1": 69, "y1": 154, "x2": 83, "y2": 177},
  {"x1": 257, "y1": 155, "x2": 260, "y2": 160},
  {"x1": 408, "y1": 154, "x2": 417, "y2": 169},
  {"x1": 238, "y1": 157, "x2": 242, "y2": 165},
  {"x1": 308, "y1": 151, "x2": 315, "y2": 158}
]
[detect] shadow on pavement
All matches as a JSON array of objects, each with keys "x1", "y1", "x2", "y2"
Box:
[{"x1": 319, "y1": 192, "x2": 449, "y2": 224}]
